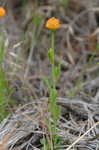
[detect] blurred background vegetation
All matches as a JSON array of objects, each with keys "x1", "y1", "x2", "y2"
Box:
[{"x1": 0, "y1": 1, "x2": 99, "y2": 150}]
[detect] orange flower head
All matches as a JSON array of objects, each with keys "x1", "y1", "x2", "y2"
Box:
[
  {"x1": 0, "y1": 7, "x2": 6, "y2": 17},
  {"x1": 45, "y1": 17, "x2": 61, "y2": 30}
]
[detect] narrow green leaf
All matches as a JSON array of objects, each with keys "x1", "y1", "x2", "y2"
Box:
[
  {"x1": 48, "y1": 48, "x2": 54, "y2": 65},
  {"x1": 42, "y1": 76, "x2": 51, "y2": 89}
]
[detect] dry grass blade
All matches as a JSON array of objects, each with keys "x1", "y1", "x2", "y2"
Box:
[
  {"x1": 0, "y1": 131, "x2": 14, "y2": 150},
  {"x1": 66, "y1": 121, "x2": 99, "y2": 150}
]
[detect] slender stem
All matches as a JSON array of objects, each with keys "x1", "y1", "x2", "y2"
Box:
[
  {"x1": 52, "y1": 64, "x2": 55, "y2": 89},
  {"x1": 51, "y1": 31, "x2": 55, "y2": 50},
  {"x1": 51, "y1": 31, "x2": 55, "y2": 89}
]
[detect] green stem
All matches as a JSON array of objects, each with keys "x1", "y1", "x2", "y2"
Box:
[
  {"x1": 52, "y1": 64, "x2": 55, "y2": 89},
  {"x1": 51, "y1": 31, "x2": 56, "y2": 89},
  {"x1": 51, "y1": 31, "x2": 55, "y2": 51}
]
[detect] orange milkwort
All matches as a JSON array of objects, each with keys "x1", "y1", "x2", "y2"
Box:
[
  {"x1": 0, "y1": 7, "x2": 6, "y2": 17},
  {"x1": 45, "y1": 17, "x2": 61, "y2": 30}
]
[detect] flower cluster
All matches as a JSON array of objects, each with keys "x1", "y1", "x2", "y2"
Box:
[
  {"x1": 45, "y1": 17, "x2": 61, "y2": 30},
  {"x1": 0, "y1": 7, "x2": 6, "y2": 17}
]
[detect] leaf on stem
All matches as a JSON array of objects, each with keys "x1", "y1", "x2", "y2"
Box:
[{"x1": 48, "y1": 48, "x2": 54, "y2": 65}]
